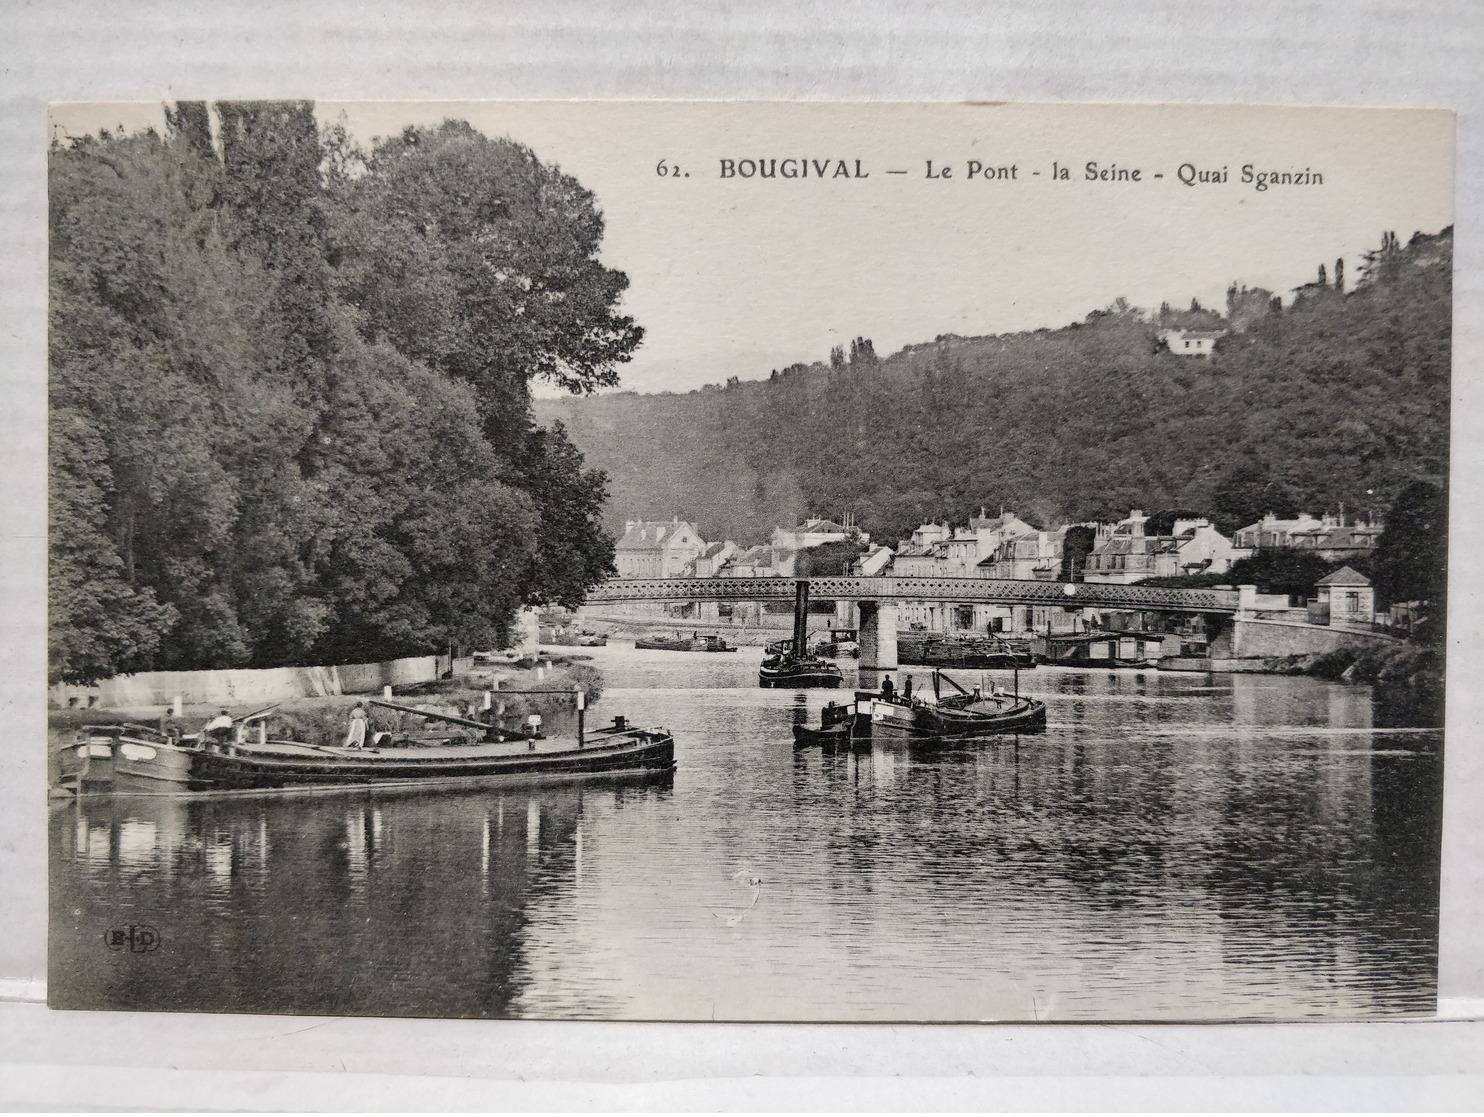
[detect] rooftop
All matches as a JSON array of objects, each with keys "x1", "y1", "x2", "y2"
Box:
[
  {"x1": 1316, "y1": 565, "x2": 1372, "y2": 587},
  {"x1": 616, "y1": 519, "x2": 698, "y2": 551}
]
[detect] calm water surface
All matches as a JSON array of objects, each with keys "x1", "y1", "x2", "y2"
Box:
[{"x1": 50, "y1": 647, "x2": 1442, "y2": 1021}]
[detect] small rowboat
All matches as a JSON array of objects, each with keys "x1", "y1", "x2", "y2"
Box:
[{"x1": 792, "y1": 701, "x2": 854, "y2": 748}]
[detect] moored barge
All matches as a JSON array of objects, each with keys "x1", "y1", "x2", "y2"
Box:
[
  {"x1": 57, "y1": 705, "x2": 674, "y2": 796},
  {"x1": 792, "y1": 669, "x2": 1046, "y2": 745},
  {"x1": 635, "y1": 631, "x2": 737, "y2": 652},
  {"x1": 898, "y1": 632, "x2": 1037, "y2": 670}
]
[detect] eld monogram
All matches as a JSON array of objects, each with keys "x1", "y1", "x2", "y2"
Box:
[{"x1": 103, "y1": 925, "x2": 161, "y2": 954}]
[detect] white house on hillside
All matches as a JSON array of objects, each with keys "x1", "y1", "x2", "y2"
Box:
[{"x1": 1160, "y1": 327, "x2": 1225, "y2": 356}]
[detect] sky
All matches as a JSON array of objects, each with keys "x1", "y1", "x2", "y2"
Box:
[{"x1": 51, "y1": 100, "x2": 1454, "y2": 396}]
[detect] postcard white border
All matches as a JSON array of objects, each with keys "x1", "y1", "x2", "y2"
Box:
[{"x1": 2, "y1": 0, "x2": 1481, "y2": 1108}]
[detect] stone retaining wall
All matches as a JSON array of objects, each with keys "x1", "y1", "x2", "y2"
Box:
[{"x1": 50, "y1": 655, "x2": 440, "y2": 708}]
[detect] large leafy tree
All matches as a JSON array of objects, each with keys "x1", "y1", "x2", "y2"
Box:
[
  {"x1": 49, "y1": 104, "x2": 634, "y2": 681},
  {"x1": 326, "y1": 121, "x2": 643, "y2": 440},
  {"x1": 324, "y1": 119, "x2": 636, "y2": 600}
]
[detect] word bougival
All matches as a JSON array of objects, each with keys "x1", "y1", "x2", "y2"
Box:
[{"x1": 719, "y1": 158, "x2": 869, "y2": 179}]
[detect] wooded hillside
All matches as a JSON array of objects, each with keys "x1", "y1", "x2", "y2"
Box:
[{"x1": 537, "y1": 229, "x2": 1451, "y2": 546}]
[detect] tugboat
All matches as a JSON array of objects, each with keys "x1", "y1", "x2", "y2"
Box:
[
  {"x1": 854, "y1": 669, "x2": 1046, "y2": 740},
  {"x1": 635, "y1": 631, "x2": 737, "y2": 652},
  {"x1": 758, "y1": 581, "x2": 844, "y2": 689}
]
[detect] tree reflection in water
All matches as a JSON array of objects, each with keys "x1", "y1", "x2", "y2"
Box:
[{"x1": 50, "y1": 777, "x2": 673, "y2": 1018}]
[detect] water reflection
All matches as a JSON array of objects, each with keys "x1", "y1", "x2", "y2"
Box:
[
  {"x1": 50, "y1": 778, "x2": 673, "y2": 1018},
  {"x1": 50, "y1": 650, "x2": 1440, "y2": 1021}
]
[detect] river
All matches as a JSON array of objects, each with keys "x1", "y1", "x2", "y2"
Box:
[{"x1": 49, "y1": 646, "x2": 1442, "y2": 1021}]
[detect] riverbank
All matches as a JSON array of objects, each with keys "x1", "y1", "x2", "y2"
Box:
[{"x1": 1306, "y1": 639, "x2": 1444, "y2": 689}]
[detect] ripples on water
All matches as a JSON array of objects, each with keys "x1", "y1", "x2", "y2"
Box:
[{"x1": 49, "y1": 649, "x2": 1441, "y2": 1021}]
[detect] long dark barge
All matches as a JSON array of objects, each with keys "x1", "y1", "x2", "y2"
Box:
[{"x1": 58, "y1": 702, "x2": 674, "y2": 796}]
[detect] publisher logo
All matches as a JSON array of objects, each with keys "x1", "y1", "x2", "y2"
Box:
[{"x1": 104, "y1": 925, "x2": 161, "y2": 953}]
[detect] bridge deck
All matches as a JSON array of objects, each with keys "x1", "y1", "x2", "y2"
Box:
[{"x1": 588, "y1": 576, "x2": 1236, "y2": 613}]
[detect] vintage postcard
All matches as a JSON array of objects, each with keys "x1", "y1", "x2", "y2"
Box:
[{"x1": 46, "y1": 101, "x2": 1452, "y2": 1021}]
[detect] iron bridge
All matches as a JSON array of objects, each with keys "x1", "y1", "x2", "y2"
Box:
[{"x1": 587, "y1": 576, "x2": 1238, "y2": 614}]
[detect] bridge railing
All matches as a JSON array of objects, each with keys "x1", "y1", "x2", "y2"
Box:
[{"x1": 587, "y1": 575, "x2": 1238, "y2": 613}]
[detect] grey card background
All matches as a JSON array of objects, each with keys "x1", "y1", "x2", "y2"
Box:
[{"x1": 3, "y1": 0, "x2": 1483, "y2": 1108}]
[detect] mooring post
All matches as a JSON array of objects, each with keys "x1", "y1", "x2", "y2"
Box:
[
  {"x1": 483, "y1": 689, "x2": 493, "y2": 710},
  {"x1": 576, "y1": 690, "x2": 586, "y2": 747},
  {"x1": 383, "y1": 685, "x2": 393, "y2": 699}
]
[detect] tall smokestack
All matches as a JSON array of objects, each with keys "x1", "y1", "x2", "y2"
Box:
[{"x1": 793, "y1": 580, "x2": 810, "y2": 659}]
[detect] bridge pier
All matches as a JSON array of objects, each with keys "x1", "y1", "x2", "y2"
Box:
[{"x1": 857, "y1": 601, "x2": 899, "y2": 671}]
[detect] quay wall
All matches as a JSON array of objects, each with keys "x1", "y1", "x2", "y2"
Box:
[
  {"x1": 1227, "y1": 617, "x2": 1398, "y2": 659},
  {"x1": 50, "y1": 655, "x2": 440, "y2": 708},
  {"x1": 575, "y1": 607, "x2": 834, "y2": 644}
]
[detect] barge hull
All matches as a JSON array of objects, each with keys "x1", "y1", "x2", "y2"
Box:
[{"x1": 183, "y1": 733, "x2": 674, "y2": 793}]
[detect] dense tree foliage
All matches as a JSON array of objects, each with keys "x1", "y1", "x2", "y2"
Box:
[
  {"x1": 540, "y1": 229, "x2": 1450, "y2": 550},
  {"x1": 1136, "y1": 549, "x2": 1342, "y2": 598},
  {"x1": 50, "y1": 104, "x2": 638, "y2": 682},
  {"x1": 794, "y1": 539, "x2": 871, "y2": 577},
  {"x1": 1372, "y1": 480, "x2": 1447, "y2": 619},
  {"x1": 1059, "y1": 525, "x2": 1096, "y2": 582}
]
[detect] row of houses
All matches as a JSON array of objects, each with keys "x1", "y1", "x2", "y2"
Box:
[
  {"x1": 615, "y1": 507, "x2": 1385, "y2": 586},
  {"x1": 885, "y1": 508, "x2": 1239, "y2": 586},
  {"x1": 609, "y1": 506, "x2": 1387, "y2": 632}
]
